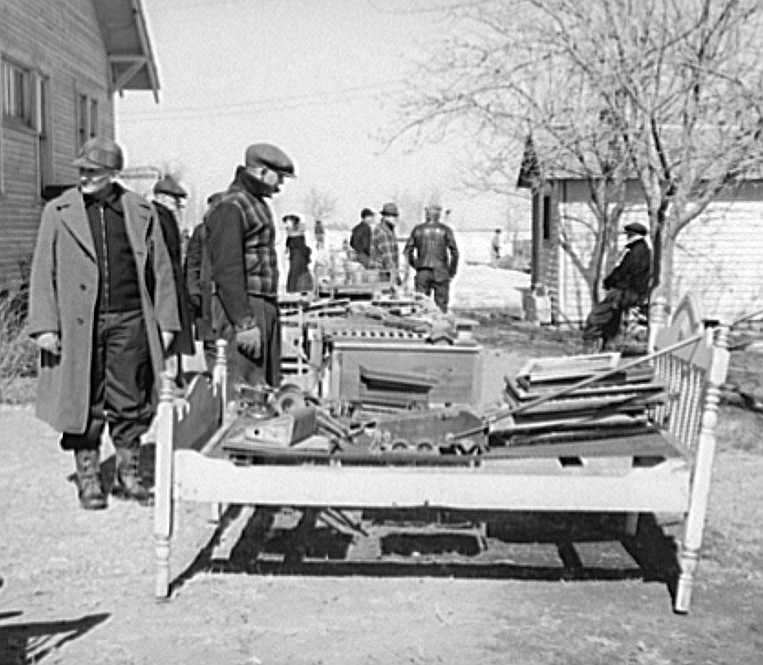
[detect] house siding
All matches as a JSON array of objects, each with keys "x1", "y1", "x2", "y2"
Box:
[
  {"x1": 547, "y1": 181, "x2": 763, "y2": 325},
  {"x1": 0, "y1": 0, "x2": 114, "y2": 286}
]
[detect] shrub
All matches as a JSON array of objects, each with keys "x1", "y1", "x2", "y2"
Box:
[{"x1": 0, "y1": 271, "x2": 37, "y2": 402}]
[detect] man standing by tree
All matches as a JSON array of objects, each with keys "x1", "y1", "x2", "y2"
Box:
[
  {"x1": 372, "y1": 202, "x2": 401, "y2": 286},
  {"x1": 28, "y1": 137, "x2": 179, "y2": 510},
  {"x1": 349, "y1": 207, "x2": 375, "y2": 267},
  {"x1": 582, "y1": 222, "x2": 652, "y2": 352},
  {"x1": 204, "y1": 143, "x2": 296, "y2": 387},
  {"x1": 404, "y1": 204, "x2": 459, "y2": 312}
]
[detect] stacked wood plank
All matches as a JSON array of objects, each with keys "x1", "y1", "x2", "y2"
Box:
[{"x1": 491, "y1": 353, "x2": 668, "y2": 449}]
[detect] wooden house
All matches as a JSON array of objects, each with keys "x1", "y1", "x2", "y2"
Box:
[
  {"x1": 0, "y1": 0, "x2": 159, "y2": 287},
  {"x1": 517, "y1": 142, "x2": 763, "y2": 326}
]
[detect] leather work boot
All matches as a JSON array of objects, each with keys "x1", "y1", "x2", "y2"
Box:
[
  {"x1": 113, "y1": 447, "x2": 151, "y2": 504},
  {"x1": 74, "y1": 449, "x2": 107, "y2": 510}
]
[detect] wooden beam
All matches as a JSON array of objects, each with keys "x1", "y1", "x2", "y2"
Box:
[
  {"x1": 113, "y1": 60, "x2": 145, "y2": 94},
  {"x1": 109, "y1": 55, "x2": 147, "y2": 64},
  {"x1": 174, "y1": 450, "x2": 691, "y2": 513}
]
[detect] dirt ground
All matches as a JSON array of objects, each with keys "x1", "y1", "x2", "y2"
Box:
[{"x1": 1, "y1": 316, "x2": 762, "y2": 665}]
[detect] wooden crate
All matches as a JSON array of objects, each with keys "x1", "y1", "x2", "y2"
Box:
[{"x1": 326, "y1": 340, "x2": 483, "y2": 407}]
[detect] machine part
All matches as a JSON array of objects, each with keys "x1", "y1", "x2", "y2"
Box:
[
  {"x1": 415, "y1": 440, "x2": 436, "y2": 453},
  {"x1": 272, "y1": 384, "x2": 308, "y2": 415}
]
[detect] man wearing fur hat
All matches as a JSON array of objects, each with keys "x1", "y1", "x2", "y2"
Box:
[
  {"x1": 582, "y1": 222, "x2": 652, "y2": 351},
  {"x1": 28, "y1": 137, "x2": 179, "y2": 510}
]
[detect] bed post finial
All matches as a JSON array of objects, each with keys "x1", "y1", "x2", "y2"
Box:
[{"x1": 212, "y1": 338, "x2": 229, "y2": 405}]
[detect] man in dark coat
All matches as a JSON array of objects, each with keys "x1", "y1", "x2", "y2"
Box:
[
  {"x1": 204, "y1": 143, "x2": 295, "y2": 388},
  {"x1": 404, "y1": 205, "x2": 460, "y2": 312},
  {"x1": 185, "y1": 192, "x2": 224, "y2": 348},
  {"x1": 28, "y1": 137, "x2": 179, "y2": 510},
  {"x1": 349, "y1": 207, "x2": 374, "y2": 267},
  {"x1": 153, "y1": 175, "x2": 195, "y2": 382},
  {"x1": 582, "y1": 222, "x2": 652, "y2": 351},
  {"x1": 284, "y1": 215, "x2": 314, "y2": 293}
]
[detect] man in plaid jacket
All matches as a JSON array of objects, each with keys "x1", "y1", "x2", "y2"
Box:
[
  {"x1": 371, "y1": 202, "x2": 401, "y2": 286},
  {"x1": 204, "y1": 143, "x2": 296, "y2": 387}
]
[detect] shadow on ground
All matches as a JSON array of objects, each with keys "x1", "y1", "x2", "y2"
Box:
[
  {"x1": 169, "y1": 506, "x2": 680, "y2": 602},
  {"x1": 0, "y1": 612, "x2": 109, "y2": 664}
]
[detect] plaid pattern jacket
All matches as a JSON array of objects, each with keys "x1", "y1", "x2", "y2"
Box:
[
  {"x1": 371, "y1": 220, "x2": 399, "y2": 275},
  {"x1": 205, "y1": 167, "x2": 279, "y2": 326}
]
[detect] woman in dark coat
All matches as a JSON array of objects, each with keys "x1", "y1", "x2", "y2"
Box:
[{"x1": 284, "y1": 215, "x2": 314, "y2": 293}]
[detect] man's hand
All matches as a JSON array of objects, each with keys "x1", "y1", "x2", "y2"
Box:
[
  {"x1": 35, "y1": 332, "x2": 61, "y2": 355},
  {"x1": 161, "y1": 331, "x2": 175, "y2": 351},
  {"x1": 236, "y1": 325, "x2": 262, "y2": 360}
]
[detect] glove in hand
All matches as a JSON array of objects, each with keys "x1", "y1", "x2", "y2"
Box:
[
  {"x1": 236, "y1": 325, "x2": 262, "y2": 360},
  {"x1": 36, "y1": 331, "x2": 61, "y2": 355}
]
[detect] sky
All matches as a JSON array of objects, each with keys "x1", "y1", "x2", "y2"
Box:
[{"x1": 115, "y1": 0, "x2": 522, "y2": 232}]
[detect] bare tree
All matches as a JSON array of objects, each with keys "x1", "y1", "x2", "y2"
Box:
[
  {"x1": 392, "y1": 0, "x2": 763, "y2": 312},
  {"x1": 389, "y1": 0, "x2": 633, "y2": 304},
  {"x1": 582, "y1": 0, "x2": 763, "y2": 316},
  {"x1": 302, "y1": 187, "x2": 338, "y2": 227}
]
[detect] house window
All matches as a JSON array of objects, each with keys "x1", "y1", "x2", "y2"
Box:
[
  {"x1": 542, "y1": 195, "x2": 551, "y2": 241},
  {"x1": 89, "y1": 99, "x2": 98, "y2": 137},
  {"x1": 77, "y1": 92, "x2": 99, "y2": 149},
  {"x1": 37, "y1": 75, "x2": 53, "y2": 196},
  {"x1": 2, "y1": 60, "x2": 33, "y2": 127}
]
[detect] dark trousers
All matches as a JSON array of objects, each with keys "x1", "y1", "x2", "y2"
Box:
[
  {"x1": 215, "y1": 295, "x2": 281, "y2": 388},
  {"x1": 60, "y1": 309, "x2": 154, "y2": 451},
  {"x1": 582, "y1": 288, "x2": 640, "y2": 345},
  {"x1": 414, "y1": 269, "x2": 450, "y2": 312}
]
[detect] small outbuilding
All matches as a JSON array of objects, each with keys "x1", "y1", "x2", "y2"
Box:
[{"x1": 516, "y1": 139, "x2": 763, "y2": 325}]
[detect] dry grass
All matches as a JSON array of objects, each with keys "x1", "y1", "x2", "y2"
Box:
[{"x1": 0, "y1": 284, "x2": 37, "y2": 404}]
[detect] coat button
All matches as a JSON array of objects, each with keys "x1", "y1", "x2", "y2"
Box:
[
  {"x1": 80, "y1": 284, "x2": 87, "y2": 290},
  {"x1": 77, "y1": 317, "x2": 84, "y2": 325}
]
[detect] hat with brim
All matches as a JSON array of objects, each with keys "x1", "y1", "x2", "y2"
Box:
[
  {"x1": 154, "y1": 175, "x2": 187, "y2": 198},
  {"x1": 72, "y1": 137, "x2": 124, "y2": 171},
  {"x1": 623, "y1": 222, "x2": 648, "y2": 236},
  {"x1": 380, "y1": 202, "x2": 399, "y2": 217}
]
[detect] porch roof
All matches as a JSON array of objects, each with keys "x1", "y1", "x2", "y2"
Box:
[{"x1": 93, "y1": 0, "x2": 160, "y2": 102}]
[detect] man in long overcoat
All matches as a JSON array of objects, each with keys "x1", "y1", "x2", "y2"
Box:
[
  {"x1": 28, "y1": 137, "x2": 179, "y2": 510},
  {"x1": 153, "y1": 174, "x2": 195, "y2": 382}
]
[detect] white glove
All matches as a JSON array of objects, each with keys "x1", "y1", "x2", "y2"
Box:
[
  {"x1": 35, "y1": 331, "x2": 61, "y2": 355},
  {"x1": 161, "y1": 331, "x2": 175, "y2": 351}
]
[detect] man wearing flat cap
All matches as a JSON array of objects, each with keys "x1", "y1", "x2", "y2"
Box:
[
  {"x1": 404, "y1": 204, "x2": 459, "y2": 312},
  {"x1": 204, "y1": 142, "x2": 295, "y2": 388},
  {"x1": 28, "y1": 136, "x2": 179, "y2": 510},
  {"x1": 583, "y1": 221, "x2": 652, "y2": 351},
  {"x1": 153, "y1": 175, "x2": 195, "y2": 379},
  {"x1": 371, "y1": 202, "x2": 401, "y2": 287}
]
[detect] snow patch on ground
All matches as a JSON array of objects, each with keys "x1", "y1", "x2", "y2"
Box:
[{"x1": 450, "y1": 264, "x2": 529, "y2": 313}]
